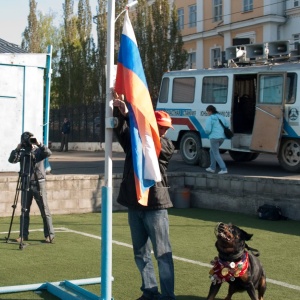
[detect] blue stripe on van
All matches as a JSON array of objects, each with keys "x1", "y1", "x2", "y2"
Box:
[
  {"x1": 189, "y1": 116, "x2": 209, "y2": 138},
  {"x1": 283, "y1": 119, "x2": 299, "y2": 138}
]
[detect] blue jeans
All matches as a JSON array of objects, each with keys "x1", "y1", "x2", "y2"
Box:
[
  {"x1": 209, "y1": 138, "x2": 227, "y2": 171},
  {"x1": 128, "y1": 209, "x2": 175, "y2": 300}
]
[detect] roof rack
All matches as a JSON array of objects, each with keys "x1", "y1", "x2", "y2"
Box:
[{"x1": 224, "y1": 40, "x2": 300, "y2": 67}]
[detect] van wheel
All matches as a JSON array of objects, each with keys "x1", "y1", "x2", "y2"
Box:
[
  {"x1": 199, "y1": 149, "x2": 210, "y2": 168},
  {"x1": 229, "y1": 151, "x2": 257, "y2": 162},
  {"x1": 248, "y1": 153, "x2": 260, "y2": 161},
  {"x1": 180, "y1": 132, "x2": 201, "y2": 165},
  {"x1": 278, "y1": 139, "x2": 300, "y2": 172}
]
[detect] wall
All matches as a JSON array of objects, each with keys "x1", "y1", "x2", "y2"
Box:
[
  {"x1": 1, "y1": 172, "x2": 299, "y2": 221},
  {"x1": 0, "y1": 53, "x2": 48, "y2": 172}
]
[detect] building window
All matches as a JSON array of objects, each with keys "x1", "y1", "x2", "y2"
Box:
[
  {"x1": 189, "y1": 5, "x2": 197, "y2": 28},
  {"x1": 293, "y1": 34, "x2": 300, "y2": 49},
  {"x1": 243, "y1": 0, "x2": 253, "y2": 12},
  {"x1": 211, "y1": 48, "x2": 221, "y2": 67},
  {"x1": 187, "y1": 52, "x2": 196, "y2": 69},
  {"x1": 213, "y1": 0, "x2": 222, "y2": 22},
  {"x1": 172, "y1": 78, "x2": 195, "y2": 103},
  {"x1": 178, "y1": 8, "x2": 184, "y2": 30},
  {"x1": 294, "y1": 0, "x2": 299, "y2": 7}
]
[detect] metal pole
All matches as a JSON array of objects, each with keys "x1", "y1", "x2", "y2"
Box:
[
  {"x1": 101, "y1": 0, "x2": 115, "y2": 299},
  {"x1": 0, "y1": 278, "x2": 101, "y2": 294},
  {"x1": 44, "y1": 45, "x2": 52, "y2": 145},
  {"x1": 44, "y1": 45, "x2": 52, "y2": 173}
]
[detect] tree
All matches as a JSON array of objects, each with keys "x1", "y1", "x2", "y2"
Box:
[
  {"x1": 59, "y1": 0, "x2": 78, "y2": 106},
  {"x1": 36, "y1": 11, "x2": 62, "y2": 106},
  {"x1": 133, "y1": 0, "x2": 188, "y2": 103},
  {"x1": 21, "y1": 1, "x2": 62, "y2": 106},
  {"x1": 77, "y1": 0, "x2": 97, "y2": 104},
  {"x1": 22, "y1": 0, "x2": 40, "y2": 52},
  {"x1": 95, "y1": 0, "x2": 107, "y2": 104},
  {"x1": 169, "y1": 3, "x2": 188, "y2": 71}
]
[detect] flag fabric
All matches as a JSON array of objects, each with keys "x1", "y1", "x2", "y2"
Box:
[{"x1": 115, "y1": 11, "x2": 161, "y2": 206}]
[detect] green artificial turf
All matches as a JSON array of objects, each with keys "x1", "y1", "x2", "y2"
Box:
[{"x1": 0, "y1": 208, "x2": 300, "y2": 299}]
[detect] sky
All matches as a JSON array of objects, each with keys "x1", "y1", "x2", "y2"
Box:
[{"x1": 0, "y1": 0, "x2": 99, "y2": 46}]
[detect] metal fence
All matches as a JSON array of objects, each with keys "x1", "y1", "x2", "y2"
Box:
[{"x1": 49, "y1": 103, "x2": 106, "y2": 143}]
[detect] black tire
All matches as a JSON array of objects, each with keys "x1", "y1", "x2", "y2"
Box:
[
  {"x1": 278, "y1": 139, "x2": 300, "y2": 172},
  {"x1": 229, "y1": 151, "x2": 257, "y2": 162},
  {"x1": 199, "y1": 149, "x2": 210, "y2": 168},
  {"x1": 180, "y1": 132, "x2": 201, "y2": 165},
  {"x1": 248, "y1": 153, "x2": 260, "y2": 161}
]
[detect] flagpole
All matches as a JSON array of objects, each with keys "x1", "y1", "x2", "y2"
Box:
[{"x1": 101, "y1": 0, "x2": 115, "y2": 299}]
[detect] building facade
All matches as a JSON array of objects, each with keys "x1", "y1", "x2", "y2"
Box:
[{"x1": 172, "y1": 0, "x2": 300, "y2": 69}]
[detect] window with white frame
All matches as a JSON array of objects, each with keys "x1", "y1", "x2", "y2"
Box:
[
  {"x1": 294, "y1": 0, "x2": 299, "y2": 7},
  {"x1": 211, "y1": 48, "x2": 221, "y2": 67},
  {"x1": 189, "y1": 5, "x2": 197, "y2": 28},
  {"x1": 213, "y1": 0, "x2": 222, "y2": 22},
  {"x1": 178, "y1": 8, "x2": 184, "y2": 30},
  {"x1": 293, "y1": 34, "x2": 300, "y2": 49},
  {"x1": 243, "y1": 0, "x2": 253, "y2": 12},
  {"x1": 187, "y1": 52, "x2": 196, "y2": 69}
]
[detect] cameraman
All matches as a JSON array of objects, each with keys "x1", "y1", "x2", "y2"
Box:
[{"x1": 8, "y1": 131, "x2": 55, "y2": 243}]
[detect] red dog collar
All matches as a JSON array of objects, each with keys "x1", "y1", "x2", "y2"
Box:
[{"x1": 209, "y1": 252, "x2": 249, "y2": 284}]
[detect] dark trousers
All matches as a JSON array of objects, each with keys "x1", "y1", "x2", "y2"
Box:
[
  {"x1": 20, "y1": 181, "x2": 55, "y2": 239},
  {"x1": 60, "y1": 133, "x2": 69, "y2": 151}
]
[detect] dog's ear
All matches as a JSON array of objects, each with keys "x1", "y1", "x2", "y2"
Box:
[{"x1": 239, "y1": 228, "x2": 253, "y2": 241}]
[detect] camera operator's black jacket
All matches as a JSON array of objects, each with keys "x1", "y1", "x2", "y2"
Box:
[
  {"x1": 8, "y1": 144, "x2": 51, "y2": 181},
  {"x1": 113, "y1": 107, "x2": 174, "y2": 210}
]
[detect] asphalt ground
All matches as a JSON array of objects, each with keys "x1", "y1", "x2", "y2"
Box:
[
  {"x1": 40, "y1": 150, "x2": 300, "y2": 179},
  {"x1": 2, "y1": 149, "x2": 300, "y2": 179}
]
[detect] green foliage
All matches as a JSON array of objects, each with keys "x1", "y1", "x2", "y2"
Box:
[
  {"x1": 21, "y1": 0, "x2": 188, "y2": 108},
  {"x1": 57, "y1": 0, "x2": 98, "y2": 106},
  {"x1": 95, "y1": 0, "x2": 107, "y2": 104},
  {"x1": 169, "y1": 3, "x2": 188, "y2": 71},
  {"x1": 133, "y1": 0, "x2": 188, "y2": 104},
  {"x1": 21, "y1": 0, "x2": 40, "y2": 52}
]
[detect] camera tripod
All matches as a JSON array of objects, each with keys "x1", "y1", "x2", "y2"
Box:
[{"x1": 5, "y1": 148, "x2": 52, "y2": 250}]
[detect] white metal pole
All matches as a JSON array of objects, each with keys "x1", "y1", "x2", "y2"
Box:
[{"x1": 101, "y1": 0, "x2": 115, "y2": 299}]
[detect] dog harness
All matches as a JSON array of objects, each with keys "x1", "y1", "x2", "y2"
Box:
[{"x1": 209, "y1": 251, "x2": 249, "y2": 284}]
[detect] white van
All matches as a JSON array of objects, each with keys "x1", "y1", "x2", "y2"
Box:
[{"x1": 156, "y1": 43, "x2": 300, "y2": 172}]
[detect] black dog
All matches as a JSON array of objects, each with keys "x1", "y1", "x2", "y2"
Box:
[{"x1": 206, "y1": 222, "x2": 267, "y2": 300}]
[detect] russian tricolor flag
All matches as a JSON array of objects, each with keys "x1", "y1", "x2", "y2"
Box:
[{"x1": 114, "y1": 11, "x2": 161, "y2": 206}]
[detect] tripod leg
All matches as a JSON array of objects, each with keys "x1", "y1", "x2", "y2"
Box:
[
  {"x1": 19, "y1": 180, "x2": 30, "y2": 250},
  {"x1": 5, "y1": 176, "x2": 21, "y2": 242}
]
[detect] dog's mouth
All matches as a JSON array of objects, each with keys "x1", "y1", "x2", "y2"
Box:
[{"x1": 214, "y1": 222, "x2": 234, "y2": 242}]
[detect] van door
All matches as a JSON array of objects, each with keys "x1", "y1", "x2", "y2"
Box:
[{"x1": 250, "y1": 72, "x2": 286, "y2": 153}]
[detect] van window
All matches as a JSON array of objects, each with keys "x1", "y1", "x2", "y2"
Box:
[
  {"x1": 158, "y1": 77, "x2": 169, "y2": 103},
  {"x1": 286, "y1": 73, "x2": 297, "y2": 104},
  {"x1": 172, "y1": 77, "x2": 195, "y2": 103},
  {"x1": 258, "y1": 74, "x2": 284, "y2": 104},
  {"x1": 202, "y1": 76, "x2": 228, "y2": 103}
]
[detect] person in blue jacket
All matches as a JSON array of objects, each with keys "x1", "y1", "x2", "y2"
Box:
[
  {"x1": 59, "y1": 117, "x2": 71, "y2": 152},
  {"x1": 205, "y1": 105, "x2": 228, "y2": 174}
]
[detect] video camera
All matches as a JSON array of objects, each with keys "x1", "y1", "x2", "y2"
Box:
[{"x1": 21, "y1": 132, "x2": 38, "y2": 147}]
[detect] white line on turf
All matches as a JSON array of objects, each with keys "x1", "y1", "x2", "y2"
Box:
[{"x1": 2, "y1": 227, "x2": 300, "y2": 292}]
